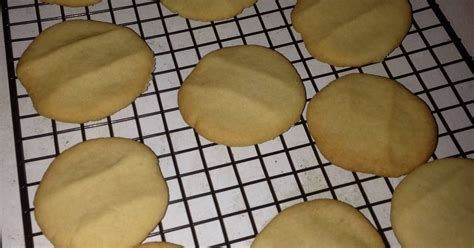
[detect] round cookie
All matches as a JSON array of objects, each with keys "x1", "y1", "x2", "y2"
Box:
[
  {"x1": 138, "y1": 242, "x2": 183, "y2": 248},
  {"x1": 252, "y1": 199, "x2": 384, "y2": 248},
  {"x1": 291, "y1": 0, "x2": 412, "y2": 67},
  {"x1": 43, "y1": 0, "x2": 101, "y2": 7},
  {"x1": 306, "y1": 73, "x2": 437, "y2": 177},
  {"x1": 160, "y1": 0, "x2": 256, "y2": 21},
  {"x1": 16, "y1": 20, "x2": 154, "y2": 123},
  {"x1": 178, "y1": 45, "x2": 305, "y2": 147},
  {"x1": 391, "y1": 158, "x2": 474, "y2": 248},
  {"x1": 34, "y1": 138, "x2": 169, "y2": 248}
]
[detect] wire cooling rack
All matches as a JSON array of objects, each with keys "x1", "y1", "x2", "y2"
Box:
[{"x1": 2, "y1": 0, "x2": 473, "y2": 247}]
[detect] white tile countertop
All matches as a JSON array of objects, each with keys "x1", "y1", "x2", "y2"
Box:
[{"x1": 1, "y1": 0, "x2": 473, "y2": 247}]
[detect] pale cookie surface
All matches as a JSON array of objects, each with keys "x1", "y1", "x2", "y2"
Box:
[
  {"x1": 161, "y1": 0, "x2": 256, "y2": 21},
  {"x1": 17, "y1": 20, "x2": 154, "y2": 123},
  {"x1": 292, "y1": 0, "x2": 412, "y2": 67},
  {"x1": 306, "y1": 73, "x2": 437, "y2": 177},
  {"x1": 43, "y1": 0, "x2": 101, "y2": 7},
  {"x1": 391, "y1": 158, "x2": 474, "y2": 248},
  {"x1": 34, "y1": 138, "x2": 168, "y2": 248},
  {"x1": 138, "y1": 242, "x2": 183, "y2": 248},
  {"x1": 252, "y1": 199, "x2": 384, "y2": 248},
  {"x1": 178, "y1": 45, "x2": 305, "y2": 147}
]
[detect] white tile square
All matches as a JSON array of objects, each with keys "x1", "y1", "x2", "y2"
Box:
[
  {"x1": 397, "y1": 75, "x2": 423, "y2": 93},
  {"x1": 434, "y1": 43, "x2": 462, "y2": 64},
  {"x1": 361, "y1": 178, "x2": 392, "y2": 203},
  {"x1": 423, "y1": 26, "x2": 450, "y2": 45},
  {"x1": 252, "y1": 205, "x2": 278, "y2": 232},
  {"x1": 159, "y1": 156, "x2": 176, "y2": 178},
  {"x1": 137, "y1": 4, "x2": 160, "y2": 20},
  {"x1": 188, "y1": 195, "x2": 218, "y2": 222},
  {"x1": 271, "y1": 176, "x2": 301, "y2": 200},
  {"x1": 195, "y1": 220, "x2": 225, "y2": 246},
  {"x1": 420, "y1": 69, "x2": 447, "y2": 89},
  {"x1": 164, "y1": 228, "x2": 195, "y2": 247},
  {"x1": 210, "y1": 166, "x2": 238, "y2": 190},
  {"x1": 176, "y1": 150, "x2": 204, "y2": 174},
  {"x1": 135, "y1": 95, "x2": 160, "y2": 115},
  {"x1": 167, "y1": 178, "x2": 182, "y2": 201},
  {"x1": 216, "y1": 188, "x2": 246, "y2": 215},
  {"x1": 161, "y1": 202, "x2": 189, "y2": 229},
  {"x1": 170, "y1": 31, "x2": 194, "y2": 50},
  {"x1": 307, "y1": 59, "x2": 333, "y2": 76},
  {"x1": 409, "y1": 50, "x2": 437, "y2": 71},
  {"x1": 170, "y1": 129, "x2": 197, "y2": 152},
  {"x1": 85, "y1": 125, "x2": 111, "y2": 139},
  {"x1": 149, "y1": 35, "x2": 170, "y2": 53},
  {"x1": 57, "y1": 131, "x2": 83, "y2": 152},
  {"x1": 155, "y1": 71, "x2": 181, "y2": 91},
  {"x1": 442, "y1": 107, "x2": 471, "y2": 130},
  {"x1": 298, "y1": 168, "x2": 328, "y2": 194},
  {"x1": 263, "y1": 152, "x2": 291, "y2": 176},
  {"x1": 140, "y1": 115, "x2": 165, "y2": 136},
  {"x1": 430, "y1": 87, "x2": 459, "y2": 109},
  {"x1": 175, "y1": 49, "x2": 199, "y2": 67},
  {"x1": 289, "y1": 146, "x2": 318, "y2": 170},
  {"x1": 224, "y1": 213, "x2": 254, "y2": 240},
  {"x1": 334, "y1": 184, "x2": 365, "y2": 208},
  {"x1": 164, "y1": 15, "x2": 188, "y2": 32},
  {"x1": 193, "y1": 26, "x2": 217, "y2": 44},
  {"x1": 262, "y1": 12, "x2": 285, "y2": 29},
  {"x1": 413, "y1": 9, "x2": 439, "y2": 28},
  {"x1": 386, "y1": 56, "x2": 412, "y2": 77},
  {"x1": 231, "y1": 146, "x2": 258, "y2": 161},
  {"x1": 269, "y1": 29, "x2": 292, "y2": 46},
  {"x1": 238, "y1": 17, "x2": 263, "y2": 34},
  {"x1": 112, "y1": 120, "x2": 139, "y2": 139},
  {"x1": 245, "y1": 33, "x2": 270, "y2": 47},
  {"x1": 165, "y1": 110, "x2": 188, "y2": 131},
  {"x1": 373, "y1": 202, "x2": 392, "y2": 229},
  {"x1": 20, "y1": 116, "x2": 51, "y2": 137},
  {"x1": 203, "y1": 145, "x2": 231, "y2": 167},
  {"x1": 402, "y1": 33, "x2": 426, "y2": 52},
  {"x1": 257, "y1": 137, "x2": 284, "y2": 154},
  {"x1": 283, "y1": 125, "x2": 309, "y2": 148},
  {"x1": 216, "y1": 22, "x2": 240, "y2": 40},
  {"x1": 237, "y1": 159, "x2": 265, "y2": 183},
  {"x1": 455, "y1": 81, "x2": 474, "y2": 102},
  {"x1": 23, "y1": 136, "x2": 55, "y2": 160},
  {"x1": 362, "y1": 63, "x2": 388, "y2": 77},
  {"x1": 155, "y1": 53, "x2": 175, "y2": 72},
  {"x1": 444, "y1": 62, "x2": 472, "y2": 82},
  {"x1": 455, "y1": 129, "x2": 474, "y2": 152},
  {"x1": 182, "y1": 172, "x2": 210, "y2": 197},
  {"x1": 144, "y1": 135, "x2": 171, "y2": 156},
  {"x1": 26, "y1": 158, "x2": 51, "y2": 184},
  {"x1": 326, "y1": 165, "x2": 355, "y2": 186},
  {"x1": 435, "y1": 135, "x2": 460, "y2": 158},
  {"x1": 114, "y1": 8, "x2": 137, "y2": 24},
  {"x1": 245, "y1": 181, "x2": 274, "y2": 207}
]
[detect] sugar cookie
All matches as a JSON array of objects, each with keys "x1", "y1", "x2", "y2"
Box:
[
  {"x1": 160, "y1": 0, "x2": 256, "y2": 21},
  {"x1": 17, "y1": 20, "x2": 154, "y2": 123},
  {"x1": 43, "y1": 0, "x2": 101, "y2": 7},
  {"x1": 34, "y1": 138, "x2": 168, "y2": 248},
  {"x1": 178, "y1": 45, "x2": 305, "y2": 147},
  {"x1": 252, "y1": 199, "x2": 384, "y2": 248},
  {"x1": 138, "y1": 242, "x2": 183, "y2": 248},
  {"x1": 306, "y1": 73, "x2": 437, "y2": 177},
  {"x1": 292, "y1": 0, "x2": 412, "y2": 67},
  {"x1": 391, "y1": 158, "x2": 474, "y2": 248}
]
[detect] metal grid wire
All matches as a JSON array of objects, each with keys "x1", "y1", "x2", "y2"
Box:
[{"x1": 2, "y1": 0, "x2": 473, "y2": 247}]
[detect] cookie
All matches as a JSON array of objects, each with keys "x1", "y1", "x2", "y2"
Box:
[
  {"x1": 160, "y1": 0, "x2": 256, "y2": 21},
  {"x1": 16, "y1": 20, "x2": 154, "y2": 123},
  {"x1": 291, "y1": 0, "x2": 412, "y2": 67},
  {"x1": 306, "y1": 73, "x2": 437, "y2": 177},
  {"x1": 34, "y1": 138, "x2": 168, "y2": 248},
  {"x1": 178, "y1": 45, "x2": 305, "y2": 147},
  {"x1": 252, "y1": 199, "x2": 384, "y2": 248},
  {"x1": 391, "y1": 158, "x2": 474, "y2": 247},
  {"x1": 138, "y1": 242, "x2": 183, "y2": 248},
  {"x1": 43, "y1": 0, "x2": 101, "y2": 7}
]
